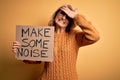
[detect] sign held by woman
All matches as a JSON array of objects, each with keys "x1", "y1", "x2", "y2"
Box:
[{"x1": 16, "y1": 25, "x2": 54, "y2": 62}]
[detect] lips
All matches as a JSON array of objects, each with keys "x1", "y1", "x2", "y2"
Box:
[{"x1": 58, "y1": 19, "x2": 66, "y2": 24}]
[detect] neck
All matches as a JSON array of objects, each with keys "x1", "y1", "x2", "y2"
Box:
[{"x1": 55, "y1": 26, "x2": 66, "y2": 34}]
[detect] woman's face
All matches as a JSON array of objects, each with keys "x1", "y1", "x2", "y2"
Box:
[{"x1": 55, "y1": 10, "x2": 70, "y2": 28}]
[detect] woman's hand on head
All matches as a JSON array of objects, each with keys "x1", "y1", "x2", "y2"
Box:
[
  {"x1": 60, "y1": 5, "x2": 78, "y2": 19},
  {"x1": 12, "y1": 41, "x2": 21, "y2": 53}
]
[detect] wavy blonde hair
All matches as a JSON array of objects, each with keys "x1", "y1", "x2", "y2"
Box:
[{"x1": 48, "y1": 4, "x2": 76, "y2": 32}]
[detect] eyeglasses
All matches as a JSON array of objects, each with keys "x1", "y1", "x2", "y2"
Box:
[{"x1": 59, "y1": 11, "x2": 71, "y2": 20}]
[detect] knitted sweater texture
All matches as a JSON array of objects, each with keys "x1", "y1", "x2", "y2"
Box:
[
  {"x1": 41, "y1": 32, "x2": 79, "y2": 80},
  {"x1": 40, "y1": 14, "x2": 99, "y2": 80}
]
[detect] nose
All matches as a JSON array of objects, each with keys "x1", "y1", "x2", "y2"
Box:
[{"x1": 62, "y1": 15, "x2": 66, "y2": 19}]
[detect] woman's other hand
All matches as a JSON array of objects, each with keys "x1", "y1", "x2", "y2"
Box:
[{"x1": 12, "y1": 41, "x2": 21, "y2": 53}]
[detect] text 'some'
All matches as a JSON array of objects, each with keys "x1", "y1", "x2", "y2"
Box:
[{"x1": 16, "y1": 25, "x2": 54, "y2": 62}]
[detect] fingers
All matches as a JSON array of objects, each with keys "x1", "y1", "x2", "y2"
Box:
[
  {"x1": 60, "y1": 5, "x2": 78, "y2": 18},
  {"x1": 13, "y1": 41, "x2": 21, "y2": 46},
  {"x1": 60, "y1": 6, "x2": 70, "y2": 13},
  {"x1": 12, "y1": 41, "x2": 21, "y2": 53},
  {"x1": 12, "y1": 48, "x2": 17, "y2": 53},
  {"x1": 60, "y1": 5, "x2": 77, "y2": 12}
]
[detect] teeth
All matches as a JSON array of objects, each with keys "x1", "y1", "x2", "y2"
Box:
[{"x1": 58, "y1": 19, "x2": 65, "y2": 24}]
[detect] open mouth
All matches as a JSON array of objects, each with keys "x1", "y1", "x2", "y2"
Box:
[{"x1": 58, "y1": 19, "x2": 66, "y2": 24}]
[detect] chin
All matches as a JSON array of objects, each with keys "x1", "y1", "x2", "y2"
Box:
[{"x1": 57, "y1": 23, "x2": 67, "y2": 28}]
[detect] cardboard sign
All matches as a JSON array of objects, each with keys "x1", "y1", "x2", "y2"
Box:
[{"x1": 16, "y1": 25, "x2": 54, "y2": 62}]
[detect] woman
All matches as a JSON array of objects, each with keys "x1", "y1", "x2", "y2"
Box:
[{"x1": 12, "y1": 4, "x2": 100, "y2": 80}]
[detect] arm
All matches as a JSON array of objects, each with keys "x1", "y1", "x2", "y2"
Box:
[
  {"x1": 60, "y1": 5, "x2": 100, "y2": 46},
  {"x1": 74, "y1": 14, "x2": 100, "y2": 46}
]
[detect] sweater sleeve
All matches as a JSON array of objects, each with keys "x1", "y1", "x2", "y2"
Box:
[{"x1": 74, "y1": 14, "x2": 100, "y2": 46}]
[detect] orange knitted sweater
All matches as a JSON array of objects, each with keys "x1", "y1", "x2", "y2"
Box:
[{"x1": 40, "y1": 14, "x2": 100, "y2": 80}]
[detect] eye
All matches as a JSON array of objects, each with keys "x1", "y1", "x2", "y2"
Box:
[{"x1": 59, "y1": 11, "x2": 72, "y2": 20}]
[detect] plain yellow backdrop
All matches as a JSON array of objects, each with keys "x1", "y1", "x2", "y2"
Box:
[{"x1": 0, "y1": 0, "x2": 120, "y2": 80}]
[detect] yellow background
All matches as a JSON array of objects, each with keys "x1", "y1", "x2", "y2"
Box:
[{"x1": 0, "y1": 0, "x2": 120, "y2": 80}]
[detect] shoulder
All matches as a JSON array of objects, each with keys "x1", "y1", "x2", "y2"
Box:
[{"x1": 70, "y1": 29, "x2": 83, "y2": 35}]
